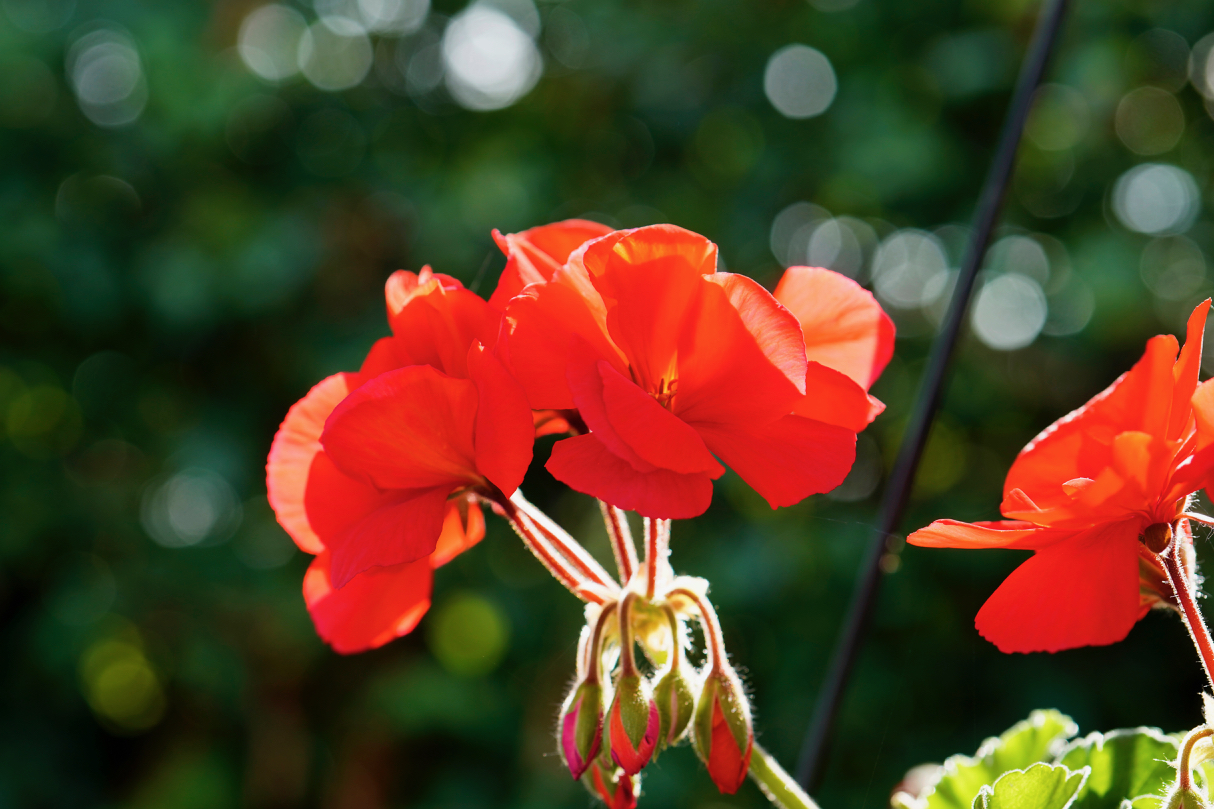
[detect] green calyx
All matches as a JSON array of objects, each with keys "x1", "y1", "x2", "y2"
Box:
[
  {"x1": 653, "y1": 665, "x2": 696, "y2": 755},
  {"x1": 612, "y1": 673, "x2": 655, "y2": 749},
  {"x1": 561, "y1": 680, "x2": 603, "y2": 771},
  {"x1": 692, "y1": 668, "x2": 751, "y2": 762}
]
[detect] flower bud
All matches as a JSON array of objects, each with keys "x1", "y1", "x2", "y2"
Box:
[
  {"x1": 653, "y1": 665, "x2": 696, "y2": 754},
  {"x1": 559, "y1": 679, "x2": 603, "y2": 780},
  {"x1": 692, "y1": 667, "x2": 754, "y2": 794},
  {"x1": 584, "y1": 760, "x2": 639, "y2": 809},
  {"x1": 606, "y1": 673, "x2": 660, "y2": 775}
]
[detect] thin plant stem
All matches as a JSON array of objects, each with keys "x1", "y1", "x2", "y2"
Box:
[
  {"x1": 645, "y1": 517, "x2": 670, "y2": 600},
  {"x1": 510, "y1": 491, "x2": 617, "y2": 589},
  {"x1": 661, "y1": 603, "x2": 682, "y2": 670},
  {"x1": 500, "y1": 498, "x2": 607, "y2": 604},
  {"x1": 750, "y1": 743, "x2": 820, "y2": 809},
  {"x1": 1162, "y1": 519, "x2": 1214, "y2": 692},
  {"x1": 1177, "y1": 728, "x2": 1214, "y2": 791},
  {"x1": 668, "y1": 587, "x2": 725, "y2": 675},
  {"x1": 618, "y1": 592, "x2": 640, "y2": 677},
  {"x1": 1184, "y1": 511, "x2": 1214, "y2": 528},
  {"x1": 601, "y1": 501, "x2": 638, "y2": 583},
  {"x1": 586, "y1": 602, "x2": 616, "y2": 685},
  {"x1": 795, "y1": 0, "x2": 1072, "y2": 790}
]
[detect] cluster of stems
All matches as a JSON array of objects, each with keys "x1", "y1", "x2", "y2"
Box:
[{"x1": 485, "y1": 488, "x2": 818, "y2": 809}]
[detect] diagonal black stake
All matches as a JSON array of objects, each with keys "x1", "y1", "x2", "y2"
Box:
[{"x1": 795, "y1": 0, "x2": 1073, "y2": 792}]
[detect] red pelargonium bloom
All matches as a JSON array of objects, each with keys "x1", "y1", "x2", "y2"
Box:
[
  {"x1": 267, "y1": 268, "x2": 532, "y2": 653},
  {"x1": 489, "y1": 219, "x2": 614, "y2": 309},
  {"x1": 502, "y1": 224, "x2": 890, "y2": 519},
  {"x1": 908, "y1": 300, "x2": 1214, "y2": 654}
]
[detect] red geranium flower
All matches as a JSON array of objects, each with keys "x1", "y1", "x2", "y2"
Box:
[
  {"x1": 908, "y1": 300, "x2": 1214, "y2": 653},
  {"x1": 267, "y1": 268, "x2": 533, "y2": 653},
  {"x1": 501, "y1": 224, "x2": 891, "y2": 519},
  {"x1": 490, "y1": 219, "x2": 614, "y2": 309}
]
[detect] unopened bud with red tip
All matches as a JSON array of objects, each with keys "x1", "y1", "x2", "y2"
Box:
[
  {"x1": 606, "y1": 673, "x2": 660, "y2": 775},
  {"x1": 584, "y1": 759, "x2": 639, "y2": 809},
  {"x1": 693, "y1": 666, "x2": 754, "y2": 794},
  {"x1": 653, "y1": 665, "x2": 696, "y2": 755},
  {"x1": 559, "y1": 679, "x2": 603, "y2": 780}
]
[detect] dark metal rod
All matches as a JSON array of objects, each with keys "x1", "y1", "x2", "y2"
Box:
[{"x1": 794, "y1": 0, "x2": 1073, "y2": 791}]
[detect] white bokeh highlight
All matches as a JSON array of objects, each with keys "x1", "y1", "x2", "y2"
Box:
[
  {"x1": 1113, "y1": 163, "x2": 1200, "y2": 235},
  {"x1": 67, "y1": 28, "x2": 147, "y2": 127},
  {"x1": 141, "y1": 469, "x2": 242, "y2": 549},
  {"x1": 238, "y1": 5, "x2": 308, "y2": 82},
  {"x1": 442, "y1": 3, "x2": 541, "y2": 111},
  {"x1": 299, "y1": 16, "x2": 374, "y2": 91},
  {"x1": 764, "y1": 44, "x2": 837, "y2": 119},
  {"x1": 972, "y1": 274, "x2": 1048, "y2": 351}
]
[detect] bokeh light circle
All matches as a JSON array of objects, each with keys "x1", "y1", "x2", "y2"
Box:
[
  {"x1": 442, "y1": 3, "x2": 542, "y2": 111},
  {"x1": 238, "y1": 4, "x2": 307, "y2": 82},
  {"x1": 67, "y1": 28, "x2": 147, "y2": 127},
  {"x1": 298, "y1": 16, "x2": 374, "y2": 91},
  {"x1": 972, "y1": 274, "x2": 1048, "y2": 351},
  {"x1": 1112, "y1": 163, "x2": 1200, "y2": 235},
  {"x1": 763, "y1": 44, "x2": 837, "y2": 119}
]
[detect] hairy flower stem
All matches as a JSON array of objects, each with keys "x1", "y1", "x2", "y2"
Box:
[
  {"x1": 511, "y1": 492, "x2": 616, "y2": 589},
  {"x1": 618, "y1": 592, "x2": 640, "y2": 677},
  {"x1": 668, "y1": 588, "x2": 726, "y2": 675},
  {"x1": 749, "y1": 743, "x2": 820, "y2": 809},
  {"x1": 661, "y1": 603, "x2": 682, "y2": 670},
  {"x1": 585, "y1": 602, "x2": 616, "y2": 684},
  {"x1": 1178, "y1": 728, "x2": 1214, "y2": 792},
  {"x1": 645, "y1": 518, "x2": 671, "y2": 600},
  {"x1": 601, "y1": 501, "x2": 638, "y2": 584},
  {"x1": 500, "y1": 498, "x2": 608, "y2": 604},
  {"x1": 1163, "y1": 519, "x2": 1214, "y2": 693}
]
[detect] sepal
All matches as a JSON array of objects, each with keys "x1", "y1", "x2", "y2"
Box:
[
  {"x1": 653, "y1": 665, "x2": 696, "y2": 754},
  {"x1": 606, "y1": 673, "x2": 660, "y2": 775},
  {"x1": 583, "y1": 759, "x2": 639, "y2": 809},
  {"x1": 692, "y1": 667, "x2": 753, "y2": 794},
  {"x1": 559, "y1": 679, "x2": 604, "y2": 780}
]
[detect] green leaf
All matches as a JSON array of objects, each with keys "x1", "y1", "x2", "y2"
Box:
[
  {"x1": 1056, "y1": 728, "x2": 1178, "y2": 809},
  {"x1": 900, "y1": 710, "x2": 1080, "y2": 809},
  {"x1": 973, "y1": 763, "x2": 1088, "y2": 809}
]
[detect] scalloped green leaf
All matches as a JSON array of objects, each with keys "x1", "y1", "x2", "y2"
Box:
[
  {"x1": 896, "y1": 711, "x2": 1079, "y2": 809},
  {"x1": 1055, "y1": 728, "x2": 1178, "y2": 809},
  {"x1": 973, "y1": 763, "x2": 1088, "y2": 809}
]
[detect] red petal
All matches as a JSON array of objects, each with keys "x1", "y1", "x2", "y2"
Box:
[
  {"x1": 467, "y1": 343, "x2": 534, "y2": 495},
  {"x1": 774, "y1": 266, "x2": 895, "y2": 390},
  {"x1": 267, "y1": 373, "x2": 357, "y2": 554},
  {"x1": 707, "y1": 272, "x2": 808, "y2": 394},
  {"x1": 697, "y1": 415, "x2": 856, "y2": 509},
  {"x1": 790, "y1": 361, "x2": 883, "y2": 432},
  {"x1": 385, "y1": 265, "x2": 463, "y2": 319},
  {"x1": 501, "y1": 273, "x2": 624, "y2": 409},
  {"x1": 570, "y1": 356, "x2": 723, "y2": 476},
  {"x1": 304, "y1": 552, "x2": 432, "y2": 654},
  {"x1": 907, "y1": 519, "x2": 1068, "y2": 550},
  {"x1": 1004, "y1": 333, "x2": 1179, "y2": 509},
  {"x1": 322, "y1": 366, "x2": 480, "y2": 491},
  {"x1": 430, "y1": 496, "x2": 485, "y2": 568},
  {"x1": 1194, "y1": 379, "x2": 1214, "y2": 451},
  {"x1": 326, "y1": 485, "x2": 452, "y2": 588},
  {"x1": 488, "y1": 220, "x2": 613, "y2": 308},
  {"x1": 707, "y1": 697, "x2": 752, "y2": 795},
  {"x1": 547, "y1": 433, "x2": 714, "y2": 519},
  {"x1": 384, "y1": 269, "x2": 501, "y2": 378},
  {"x1": 974, "y1": 520, "x2": 1142, "y2": 653},
  {"x1": 1170, "y1": 299, "x2": 1211, "y2": 440}
]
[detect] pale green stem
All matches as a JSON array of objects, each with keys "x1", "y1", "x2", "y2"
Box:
[{"x1": 749, "y1": 743, "x2": 820, "y2": 809}]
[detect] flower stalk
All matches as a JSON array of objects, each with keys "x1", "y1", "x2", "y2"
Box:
[
  {"x1": 1162, "y1": 518, "x2": 1214, "y2": 693},
  {"x1": 645, "y1": 518, "x2": 671, "y2": 601},
  {"x1": 749, "y1": 743, "x2": 820, "y2": 809},
  {"x1": 602, "y1": 501, "x2": 639, "y2": 583}
]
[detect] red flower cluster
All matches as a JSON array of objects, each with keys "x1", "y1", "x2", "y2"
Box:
[
  {"x1": 909, "y1": 301, "x2": 1214, "y2": 653},
  {"x1": 267, "y1": 221, "x2": 894, "y2": 652}
]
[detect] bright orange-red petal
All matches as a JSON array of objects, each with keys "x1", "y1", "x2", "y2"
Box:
[
  {"x1": 1194, "y1": 379, "x2": 1214, "y2": 451},
  {"x1": 706, "y1": 272, "x2": 807, "y2": 394},
  {"x1": 546, "y1": 433, "x2": 714, "y2": 519},
  {"x1": 696, "y1": 415, "x2": 855, "y2": 509},
  {"x1": 267, "y1": 372, "x2": 357, "y2": 554},
  {"x1": 1170, "y1": 299, "x2": 1211, "y2": 440},
  {"x1": 774, "y1": 266, "x2": 896, "y2": 390},
  {"x1": 384, "y1": 269, "x2": 501, "y2": 378},
  {"x1": 502, "y1": 273, "x2": 625, "y2": 409},
  {"x1": 791, "y1": 361, "x2": 884, "y2": 432},
  {"x1": 322, "y1": 366, "x2": 480, "y2": 491},
  {"x1": 304, "y1": 552, "x2": 432, "y2": 654},
  {"x1": 569, "y1": 355, "x2": 723, "y2": 477},
  {"x1": 430, "y1": 496, "x2": 485, "y2": 568},
  {"x1": 488, "y1": 220, "x2": 613, "y2": 308},
  {"x1": 974, "y1": 520, "x2": 1142, "y2": 653},
  {"x1": 1004, "y1": 333, "x2": 1179, "y2": 509},
  {"x1": 907, "y1": 519, "x2": 1068, "y2": 550},
  {"x1": 706, "y1": 698, "x2": 752, "y2": 795},
  {"x1": 467, "y1": 343, "x2": 534, "y2": 496},
  {"x1": 325, "y1": 485, "x2": 452, "y2": 588}
]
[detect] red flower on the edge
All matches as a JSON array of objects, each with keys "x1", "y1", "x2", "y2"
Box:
[
  {"x1": 909, "y1": 300, "x2": 1214, "y2": 653},
  {"x1": 502, "y1": 224, "x2": 892, "y2": 518},
  {"x1": 267, "y1": 268, "x2": 533, "y2": 652}
]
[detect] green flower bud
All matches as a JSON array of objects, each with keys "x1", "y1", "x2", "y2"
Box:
[
  {"x1": 653, "y1": 665, "x2": 696, "y2": 755},
  {"x1": 559, "y1": 679, "x2": 603, "y2": 780},
  {"x1": 692, "y1": 667, "x2": 753, "y2": 795}
]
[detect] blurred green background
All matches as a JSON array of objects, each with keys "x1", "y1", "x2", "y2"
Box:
[{"x1": 4, "y1": 0, "x2": 1214, "y2": 806}]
